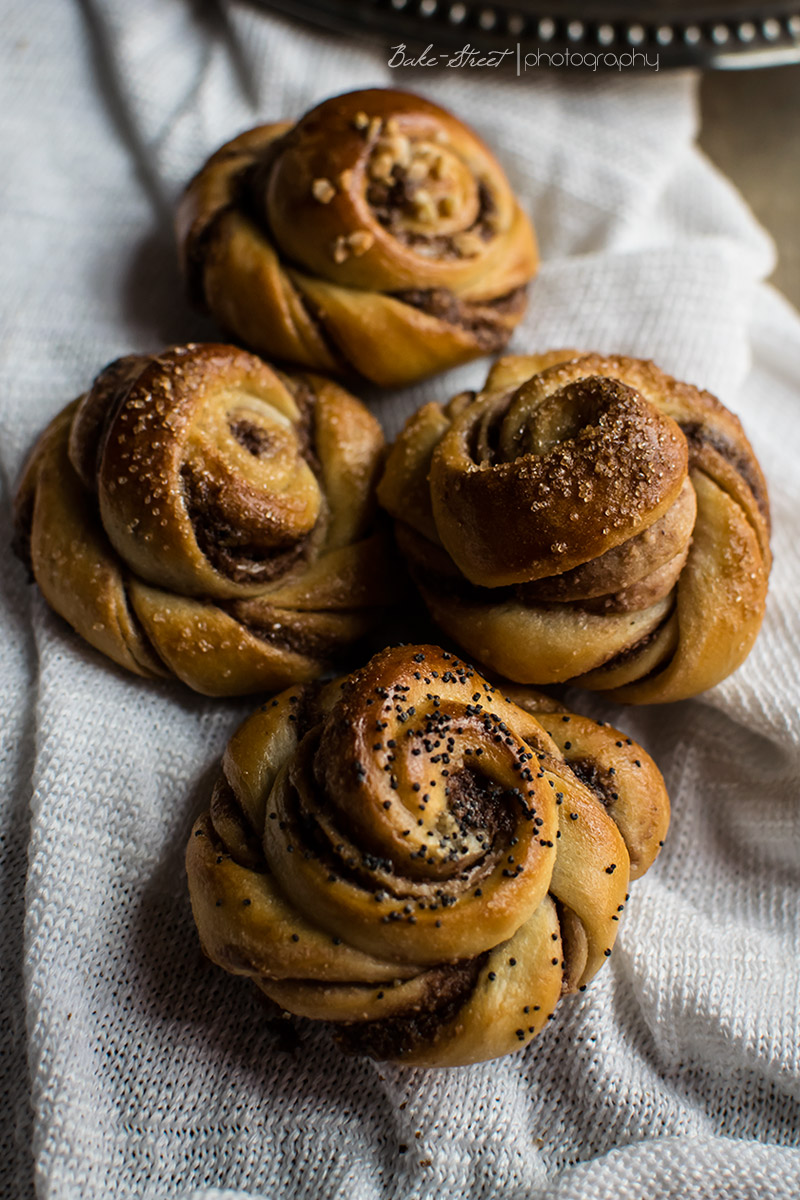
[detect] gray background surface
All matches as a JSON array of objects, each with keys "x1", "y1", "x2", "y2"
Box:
[{"x1": 701, "y1": 64, "x2": 799, "y2": 305}]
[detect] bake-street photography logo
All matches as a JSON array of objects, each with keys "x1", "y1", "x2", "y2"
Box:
[{"x1": 388, "y1": 43, "x2": 660, "y2": 72}]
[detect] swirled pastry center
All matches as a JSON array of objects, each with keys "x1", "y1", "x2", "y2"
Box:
[
  {"x1": 366, "y1": 120, "x2": 485, "y2": 248},
  {"x1": 183, "y1": 390, "x2": 322, "y2": 560},
  {"x1": 84, "y1": 355, "x2": 328, "y2": 595},
  {"x1": 430, "y1": 374, "x2": 688, "y2": 588}
]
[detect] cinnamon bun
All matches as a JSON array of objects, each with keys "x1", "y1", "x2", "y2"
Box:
[
  {"x1": 14, "y1": 344, "x2": 390, "y2": 695},
  {"x1": 177, "y1": 89, "x2": 538, "y2": 387},
  {"x1": 186, "y1": 644, "x2": 670, "y2": 1066},
  {"x1": 377, "y1": 352, "x2": 771, "y2": 703}
]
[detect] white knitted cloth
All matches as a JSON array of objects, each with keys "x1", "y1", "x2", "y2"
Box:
[{"x1": 1, "y1": 3, "x2": 799, "y2": 1197}]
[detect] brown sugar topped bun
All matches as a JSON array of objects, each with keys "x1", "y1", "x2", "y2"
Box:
[
  {"x1": 14, "y1": 343, "x2": 390, "y2": 696},
  {"x1": 177, "y1": 88, "x2": 538, "y2": 387},
  {"x1": 378, "y1": 351, "x2": 771, "y2": 704},
  {"x1": 186, "y1": 644, "x2": 669, "y2": 1067}
]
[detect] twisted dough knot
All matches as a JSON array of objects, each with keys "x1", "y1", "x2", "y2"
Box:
[
  {"x1": 14, "y1": 344, "x2": 389, "y2": 695},
  {"x1": 186, "y1": 644, "x2": 669, "y2": 1067},
  {"x1": 378, "y1": 351, "x2": 771, "y2": 704},
  {"x1": 177, "y1": 88, "x2": 537, "y2": 387}
]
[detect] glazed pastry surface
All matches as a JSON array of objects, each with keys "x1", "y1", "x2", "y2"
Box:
[
  {"x1": 378, "y1": 351, "x2": 771, "y2": 704},
  {"x1": 177, "y1": 88, "x2": 538, "y2": 387},
  {"x1": 186, "y1": 644, "x2": 670, "y2": 1066},
  {"x1": 14, "y1": 343, "x2": 389, "y2": 695}
]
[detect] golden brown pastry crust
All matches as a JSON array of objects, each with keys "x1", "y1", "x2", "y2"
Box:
[
  {"x1": 14, "y1": 343, "x2": 390, "y2": 695},
  {"x1": 177, "y1": 89, "x2": 538, "y2": 387},
  {"x1": 186, "y1": 644, "x2": 669, "y2": 1067},
  {"x1": 377, "y1": 351, "x2": 771, "y2": 704}
]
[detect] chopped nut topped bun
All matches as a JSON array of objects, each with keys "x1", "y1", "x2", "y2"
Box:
[{"x1": 177, "y1": 88, "x2": 538, "y2": 387}]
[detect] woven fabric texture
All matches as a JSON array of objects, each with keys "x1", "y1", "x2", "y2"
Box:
[{"x1": 0, "y1": 2, "x2": 798, "y2": 1197}]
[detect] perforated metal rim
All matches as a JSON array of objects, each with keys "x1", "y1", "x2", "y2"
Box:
[{"x1": 260, "y1": 2, "x2": 800, "y2": 69}]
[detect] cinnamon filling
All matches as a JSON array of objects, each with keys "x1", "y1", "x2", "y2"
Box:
[
  {"x1": 392, "y1": 286, "x2": 526, "y2": 350},
  {"x1": 579, "y1": 614, "x2": 674, "y2": 678},
  {"x1": 223, "y1": 606, "x2": 358, "y2": 659},
  {"x1": 229, "y1": 418, "x2": 274, "y2": 456},
  {"x1": 410, "y1": 538, "x2": 678, "y2": 620},
  {"x1": 367, "y1": 174, "x2": 496, "y2": 257},
  {"x1": 183, "y1": 468, "x2": 314, "y2": 585},
  {"x1": 335, "y1": 956, "x2": 485, "y2": 1061},
  {"x1": 446, "y1": 767, "x2": 515, "y2": 847},
  {"x1": 184, "y1": 376, "x2": 322, "y2": 585},
  {"x1": 554, "y1": 898, "x2": 588, "y2": 994},
  {"x1": 565, "y1": 758, "x2": 619, "y2": 809},
  {"x1": 283, "y1": 733, "x2": 402, "y2": 889},
  {"x1": 272, "y1": 371, "x2": 320, "y2": 472},
  {"x1": 271, "y1": 733, "x2": 520, "y2": 902},
  {"x1": 680, "y1": 420, "x2": 769, "y2": 522},
  {"x1": 183, "y1": 199, "x2": 236, "y2": 310},
  {"x1": 209, "y1": 776, "x2": 265, "y2": 870},
  {"x1": 185, "y1": 149, "x2": 279, "y2": 308}
]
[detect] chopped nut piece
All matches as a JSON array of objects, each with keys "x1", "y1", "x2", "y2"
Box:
[
  {"x1": 407, "y1": 159, "x2": 430, "y2": 183},
  {"x1": 369, "y1": 154, "x2": 395, "y2": 182},
  {"x1": 438, "y1": 195, "x2": 457, "y2": 217},
  {"x1": 431, "y1": 155, "x2": 446, "y2": 180},
  {"x1": 453, "y1": 230, "x2": 484, "y2": 257},
  {"x1": 353, "y1": 111, "x2": 369, "y2": 130},
  {"x1": 412, "y1": 191, "x2": 437, "y2": 224},
  {"x1": 348, "y1": 230, "x2": 375, "y2": 256},
  {"x1": 339, "y1": 169, "x2": 353, "y2": 190},
  {"x1": 311, "y1": 177, "x2": 336, "y2": 204},
  {"x1": 367, "y1": 116, "x2": 383, "y2": 140},
  {"x1": 378, "y1": 134, "x2": 411, "y2": 167},
  {"x1": 384, "y1": 117, "x2": 400, "y2": 136},
  {"x1": 331, "y1": 236, "x2": 350, "y2": 264}
]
